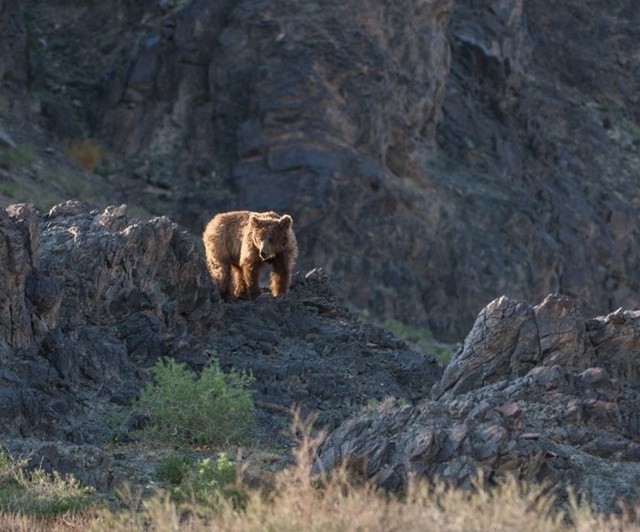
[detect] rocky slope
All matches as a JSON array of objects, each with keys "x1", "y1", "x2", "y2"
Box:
[
  {"x1": 3, "y1": 200, "x2": 640, "y2": 513},
  {"x1": 0, "y1": 201, "x2": 441, "y2": 489},
  {"x1": 1, "y1": 0, "x2": 638, "y2": 340}
]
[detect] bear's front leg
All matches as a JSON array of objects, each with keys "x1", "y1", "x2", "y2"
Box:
[
  {"x1": 241, "y1": 260, "x2": 263, "y2": 300},
  {"x1": 231, "y1": 264, "x2": 249, "y2": 299},
  {"x1": 269, "y1": 254, "x2": 292, "y2": 297}
]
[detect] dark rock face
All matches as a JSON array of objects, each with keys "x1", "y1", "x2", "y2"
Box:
[
  {"x1": 2, "y1": 1, "x2": 639, "y2": 340},
  {"x1": 434, "y1": 0, "x2": 640, "y2": 339},
  {"x1": 95, "y1": 0, "x2": 456, "y2": 334},
  {"x1": 316, "y1": 295, "x2": 640, "y2": 513},
  {"x1": 0, "y1": 0, "x2": 26, "y2": 85}
]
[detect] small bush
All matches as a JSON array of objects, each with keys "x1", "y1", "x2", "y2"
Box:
[
  {"x1": 0, "y1": 449, "x2": 94, "y2": 517},
  {"x1": 0, "y1": 144, "x2": 35, "y2": 170},
  {"x1": 157, "y1": 454, "x2": 192, "y2": 486},
  {"x1": 63, "y1": 138, "x2": 103, "y2": 173},
  {"x1": 159, "y1": 452, "x2": 245, "y2": 508},
  {"x1": 135, "y1": 359, "x2": 254, "y2": 446}
]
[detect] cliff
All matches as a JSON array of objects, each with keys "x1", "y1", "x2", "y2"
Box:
[{"x1": 0, "y1": 0, "x2": 638, "y2": 339}]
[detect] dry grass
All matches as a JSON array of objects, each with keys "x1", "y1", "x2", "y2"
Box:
[
  {"x1": 0, "y1": 511, "x2": 98, "y2": 532},
  {"x1": 3, "y1": 414, "x2": 640, "y2": 531},
  {"x1": 62, "y1": 138, "x2": 103, "y2": 173}
]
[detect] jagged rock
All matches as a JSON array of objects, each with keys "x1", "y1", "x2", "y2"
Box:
[
  {"x1": 0, "y1": 203, "x2": 42, "y2": 349},
  {"x1": 432, "y1": 294, "x2": 594, "y2": 399},
  {"x1": 0, "y1": 130, "x2": 16, "y2": 148},
  {"x1": 0, "y1": 201, "x2": 217, "y2": 443},
  {"x1": 316, "y1": 295, "x2": 640, "y2": 513}
]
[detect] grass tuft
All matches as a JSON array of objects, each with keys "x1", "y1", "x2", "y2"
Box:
[
  {"x1": 384, "y1": 318, "x2": 455, "y2": 364},
  {"x1": 0, "y1": 145, "x2": 35, "y2": 171},
  {"x1": 0, "y1": 449, "x2": 94, "y2": 519}
]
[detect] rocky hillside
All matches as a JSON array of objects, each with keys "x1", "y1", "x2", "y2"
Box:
[
  {"x1": 0, "y1": 201, "x2": 441, "y2": 489},
  {"x1": 3, "y1": 201, "x2": 640, "y2": 514},
  {"x1": 0, "y1": 0, "x2": 638, "y2": 340}
]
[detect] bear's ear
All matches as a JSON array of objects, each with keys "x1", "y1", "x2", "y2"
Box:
[
  {"x1": 279, "y1": 214, "x2": 292, "y2": 229},
  {"x1": 250, "y1": 214, "x2": 261, "y2": 228}
]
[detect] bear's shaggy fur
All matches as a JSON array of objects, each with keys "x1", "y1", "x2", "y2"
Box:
[{"x1": 203, "y1": 210, "x2": 298, "y2": 300}]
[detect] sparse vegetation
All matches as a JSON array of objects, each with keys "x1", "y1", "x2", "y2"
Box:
[
  {"x1": 90, "y1": 415, "x2": 640, "y2": 531},
  {"x1": 356, "y1": 308, "x2": 455, "y2": 365},
  {"x1": 0, "y1": 417, "x2": 638, "y2": 530},
  {"x1": 0, "y1": 180, "x2": 18, "y2": 197},
  {"x1": 55, "y1": 170, "x2": 90, "y2": 198},
  {"x1": 157, "y1": 452, "x2": 245, "y2": 509},
  {"x1": 365, "y1": 395, "x2": 407, "y2": 413},
  {"x1": 0, "y1": 449, "x2": 94, "y2": 518},
  {"x1": 134, "y1": 358, "x2": 255, "y2": 446},
  {"x1": 0, "y1": 144, "x2": 35, "y2": 170},
  {"x1": 384, "y1": 318, "x2": 455, "y2": 364}
]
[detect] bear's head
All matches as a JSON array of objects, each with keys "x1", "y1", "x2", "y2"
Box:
[{"x1": 250, "y1": 213, "x2": 293, "y2": 261}]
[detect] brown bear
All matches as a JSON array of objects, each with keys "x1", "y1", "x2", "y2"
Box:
[{"x1": 203, "y1": 210, "x2": 298, "y2": 300}]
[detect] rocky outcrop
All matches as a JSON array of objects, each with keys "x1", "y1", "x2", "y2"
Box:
[
  {"x1": 0, "y1": 201, "x2": 216, "y2": 445},
  {"x1": 4, "y1": 199, "x2": 640, "y2": 510},
  {"x1": 316, "y1": 295, "x2": 640, "y2": 513},
  {"x1": 213, "y1": 268, "x2": 441, "y2": 433}
]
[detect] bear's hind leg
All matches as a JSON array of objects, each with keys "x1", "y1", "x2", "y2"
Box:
[{"x1": 212, "y1": 262, "x2": 233, "y2": 301}]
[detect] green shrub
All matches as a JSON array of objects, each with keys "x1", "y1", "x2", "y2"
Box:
[
  {"x1": 136, "y1": 359, "x2": 254, "y2": 446},
  {"x1": 0, "y1": 449, "x2": 94, "y2": 517},
  {"x1": 156, "y1": 454, "x2": 192, "y2": 486},
  {"x1": 159, "y1": 452, "x2": 245, "y2": 508}
]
